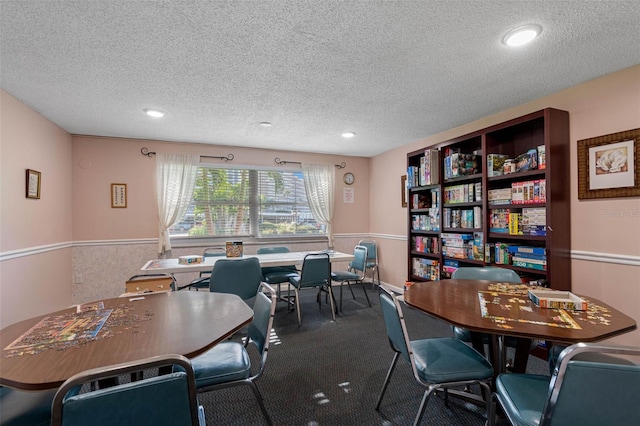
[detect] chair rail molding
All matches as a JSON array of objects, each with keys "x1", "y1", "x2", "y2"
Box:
[
  {"x1": 2, "y1": 241, "x2": 639, "y2": 268},
  {"x1": 571, "y1": 250, "x2": 640, "y2": 267},
  {"x1": 0, "y1": 241, "x2": 73, "y2": 262}
]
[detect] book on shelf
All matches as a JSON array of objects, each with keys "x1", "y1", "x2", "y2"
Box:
[
  {"x1": 412, "y1": 257, "x2": 440, "y2": 280},
  {"x1": 512, "y1": 260, "x2": 547, "y2": 270},
  {"x1": 508, "y1": 212, "x2": 523, "y2": 235},
  {"x1": 472, "y1": 232, "x2": 484, "y2": 261},
  {"x1": 487, "y1": 154, "x2": 509, "y2": 177},
  {"x1": 442, "y1": 259, "x2": 459, "y2": 278},
  {"x1": 510, "y1": 251, "x2": 546, "y2": 262},
  {"x1": 512, "y1": 256, "x2": 546, "y2": 265},
  {"x1": 488, "y1": 188, "x2": 512, "y2": 204},
  {"x1": 494, "y1": 243, "x2": 511, "y2": 264},
  {"x1": 423, "y1": 148, "x2": 440, "y2": 185},
  {"x1": 537, "y1": 145, "x2": 546, "y2": 169},
  {"x1": 507, "y1": 245, "x2": 546, "y2": 256},
  {"x1": 515, "y1": 148, "x2": 538, "y2": 172}
]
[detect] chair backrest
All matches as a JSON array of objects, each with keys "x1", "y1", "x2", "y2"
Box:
[
  {"x1": 257, "y1": 246, "x2": 289, "y2": 255},
  {"x1": 246, "y1": 283, "x2": 277, "y2": 379},
  {"x1": 209, "y1": 257, "x2": 263, "y2": 300},
  {"x1": 358, "y1": 239, "x2": 377, "y2": 264},
  {"x1": 257, "y1": 246, "x2": 297, "y2": 274},
  {"x1": 451, "y1": 266, "x2": 521, "y2": 283},
  {"x1": 51, "y1": 354, "x2": 201, "y2": 426},
  {"x1": 378, "y1": 287, "x2": 412, "y2": 366},
  {"x1": 297, "y1": 253, "x2": 331, "y2": 288},
  {"x1": 349, "y1": 245, "x2": 368, "y2": 274},
  {"x1": 541, "y1": 343, "x2": 640, "y2": 426}
]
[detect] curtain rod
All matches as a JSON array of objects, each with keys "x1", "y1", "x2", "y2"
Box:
[
  {"x1": 274, "y1": 157, "x2": 346, "y2": 169},
  {"x1": 141, "y1": 147, "x2": 234, "y2": 162}
]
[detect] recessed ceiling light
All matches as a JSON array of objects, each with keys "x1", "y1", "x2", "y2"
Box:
[
  {"x1": 259, "y1": 122, "x2": 272, "y2": 127},
  {"x1": 143, "y1": 108, "x2": 165, "y2": 118},
  {"x1": 503, "y1": 24, "x2": 542, "y2": 47},
  {"x1": 342, "y1": 132, "x2": 356, "y2": 138}
]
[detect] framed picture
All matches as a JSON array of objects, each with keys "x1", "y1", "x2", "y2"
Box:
[
  {"x1": 111, "y1": 183, "x2": 127, "y2": 208},
  {"x1": 578, "y1": 128, "x2": 640, "y2": 199},
  {"x1": 401, "y1": 175, "x2": 408, "y2": 207},
  {"x1": 26, "y1": 169, "x2": 41, "y2": 199}
]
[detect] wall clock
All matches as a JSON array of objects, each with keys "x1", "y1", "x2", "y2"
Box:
[{"x1": 343, "y1": 172, "x2": 355, "y2": 185}]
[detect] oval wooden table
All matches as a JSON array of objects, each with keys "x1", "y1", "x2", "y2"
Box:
[
  {"x1": 0, "y1": 291, "x2": 253, "y2": 391},
  {"x1": 404, "y1": 280, "x2": 637, "y2": 375}
]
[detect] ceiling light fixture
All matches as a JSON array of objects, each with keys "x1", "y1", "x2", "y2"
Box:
[
  {"x1": 259, "y1": 122, "x2": 272, "y2": 127},
  {"x1": 342, "y1": 131, "x2": 356, "y2": 138},
  {"x1": 143, "y1": 108, "x2": 165, "y2": 118},
  {"x1": 502, "y1": 24, "x2": 542, "y2": 47}
]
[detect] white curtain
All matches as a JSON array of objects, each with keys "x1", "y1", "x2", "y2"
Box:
[
  {"x1": 302, "y1": 163, "x2": 335, "y2": 249},
  {"x1": 155, "y1": 153, "x2": 199, "y2": 255}
]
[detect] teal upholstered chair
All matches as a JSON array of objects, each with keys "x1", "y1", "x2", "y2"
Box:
[
  {"x1": 0, "y1": 386, "x2": 56, "y2": 426},
  {"x1": 209, "y1": 257, "x2": 263, "y2": 302},
  {"x1": 289, "y1": 252, "x2": 334, "y2": 325},
  {"x1": 180, "y1": 247, "x2": 226, "y2": 291},
  {"x1": 188, "y1": 283, "x2": 277, "y2": 426},
  {"x1": 546, "y1": 342, "x2": 635, "y2": 375},
  {"x1": 488, "y1": 342, "x2": 640, "y2": 426},
  {"x1": 257, "y1": 246, "x2": 299, "y2": 309},
  {"x1": 451, "y1": 267, "x2": 534, "y2": 370},
  {"x1": 331, "y1": 245, "x2": 371, "y2": 311},
  {"x1": 376, "y1": 287, "x2": 493, "y2": 425},
  {"x1": 358, "y1": 239, "x2": 380, "y2": 288},
  {"x1": 51, "y1": 354, "x2": 205, "y2": 426}
]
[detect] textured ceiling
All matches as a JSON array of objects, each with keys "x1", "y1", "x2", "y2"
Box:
[{"x1": 1, "y1": 1, "x2": 639, "y2": 157}]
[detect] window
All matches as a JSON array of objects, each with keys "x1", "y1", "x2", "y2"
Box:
[{"x1": 170, "y1": 167, "x2": 325, "y2": 237}]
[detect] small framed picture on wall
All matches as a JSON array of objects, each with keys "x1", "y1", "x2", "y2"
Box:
[
  {"x1": 26, "y1": 169, "x2": 41, "y2": 199},
  {"x1": 111, "y1": 183, "x2": 127, "y2": 208}
]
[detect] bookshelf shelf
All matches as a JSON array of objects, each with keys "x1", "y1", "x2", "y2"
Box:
[{"x1": 407, "y1": 108, "x2": 571, "y2": 291}]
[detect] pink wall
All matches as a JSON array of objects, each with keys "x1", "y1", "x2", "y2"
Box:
[
  {"x1": 0, "y1": 89, "x2": 73, "y2": 327},
  {"x1": 72, "y1": 137, "x2": 370, "y2": 241},
  {"x1": 370, "y1": 65, "x2": 640, "y2": 347}
]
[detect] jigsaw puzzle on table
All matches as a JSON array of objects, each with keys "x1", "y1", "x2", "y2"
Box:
[
  {"x1": 477, "y1": 283, "x2": 614, "y2": 331},
  {"x1": 144, "y1": 259, "x2": 176, "y2": 269},
  {"x1": 478, "y1": 283, "x2": 581, "y2": 331},
  {"x1": 3, "y1": 304, "x2": 154, "y2": 358}
]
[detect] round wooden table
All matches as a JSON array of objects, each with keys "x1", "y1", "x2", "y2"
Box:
[{"x1": 0, "y1": 291, "x2": 253, "y2": 390}]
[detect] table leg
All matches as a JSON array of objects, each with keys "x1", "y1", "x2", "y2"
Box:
[
  {"x1": 510, "y1": 338, "x2": 532, "y2": 373},
  {"x1": 489, "y1": 334, "x2": 507, "y2": 375},
  {"x1": 470, "y1": 331, "x2": 486, "y2": 357}
]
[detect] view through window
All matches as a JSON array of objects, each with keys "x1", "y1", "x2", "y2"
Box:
[{"x1": 170, "y1": 167, "x2": 325, "y2": 237}]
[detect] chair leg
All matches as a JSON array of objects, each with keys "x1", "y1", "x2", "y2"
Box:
[
  {"x1": 294, "y1": 287, "x2": 302, "y2": 325},
  {"x1": 376, "y1": 352, "x2": 399, "y2": 410},
  {"x1": 413, "y1": 386, "x2": 437, "y2": 426},
  {"x1": 487, "y1": 390, "x2": 498, "y2": 426},
  {"x1": 346, "y1": 281, "x2": 356, "y2": 299},
  {"x1": 479, "y1": 381, "x2": 492, "y2": 424},
  {"x1": 247, "y1": 381, "x2": 273, "y2": 426},
  {"x1": 327, "y1": 285, "x2": 336, "y2": 320},
  {"x1": 359, "y1": 279, "x2": 372, "y2": 307}
]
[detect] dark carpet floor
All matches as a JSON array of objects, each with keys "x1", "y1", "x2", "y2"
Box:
[{"x1": 197, "y1": 284, "x2": 550, "y2": 425}]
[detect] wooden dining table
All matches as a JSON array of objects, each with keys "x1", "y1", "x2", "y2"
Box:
[
  {"x1": 403, "y1": 279, "x2": 637, "y2": 376},
  {"x1": 0, "y1": 291, "x2": 253, "y2": 391}
]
